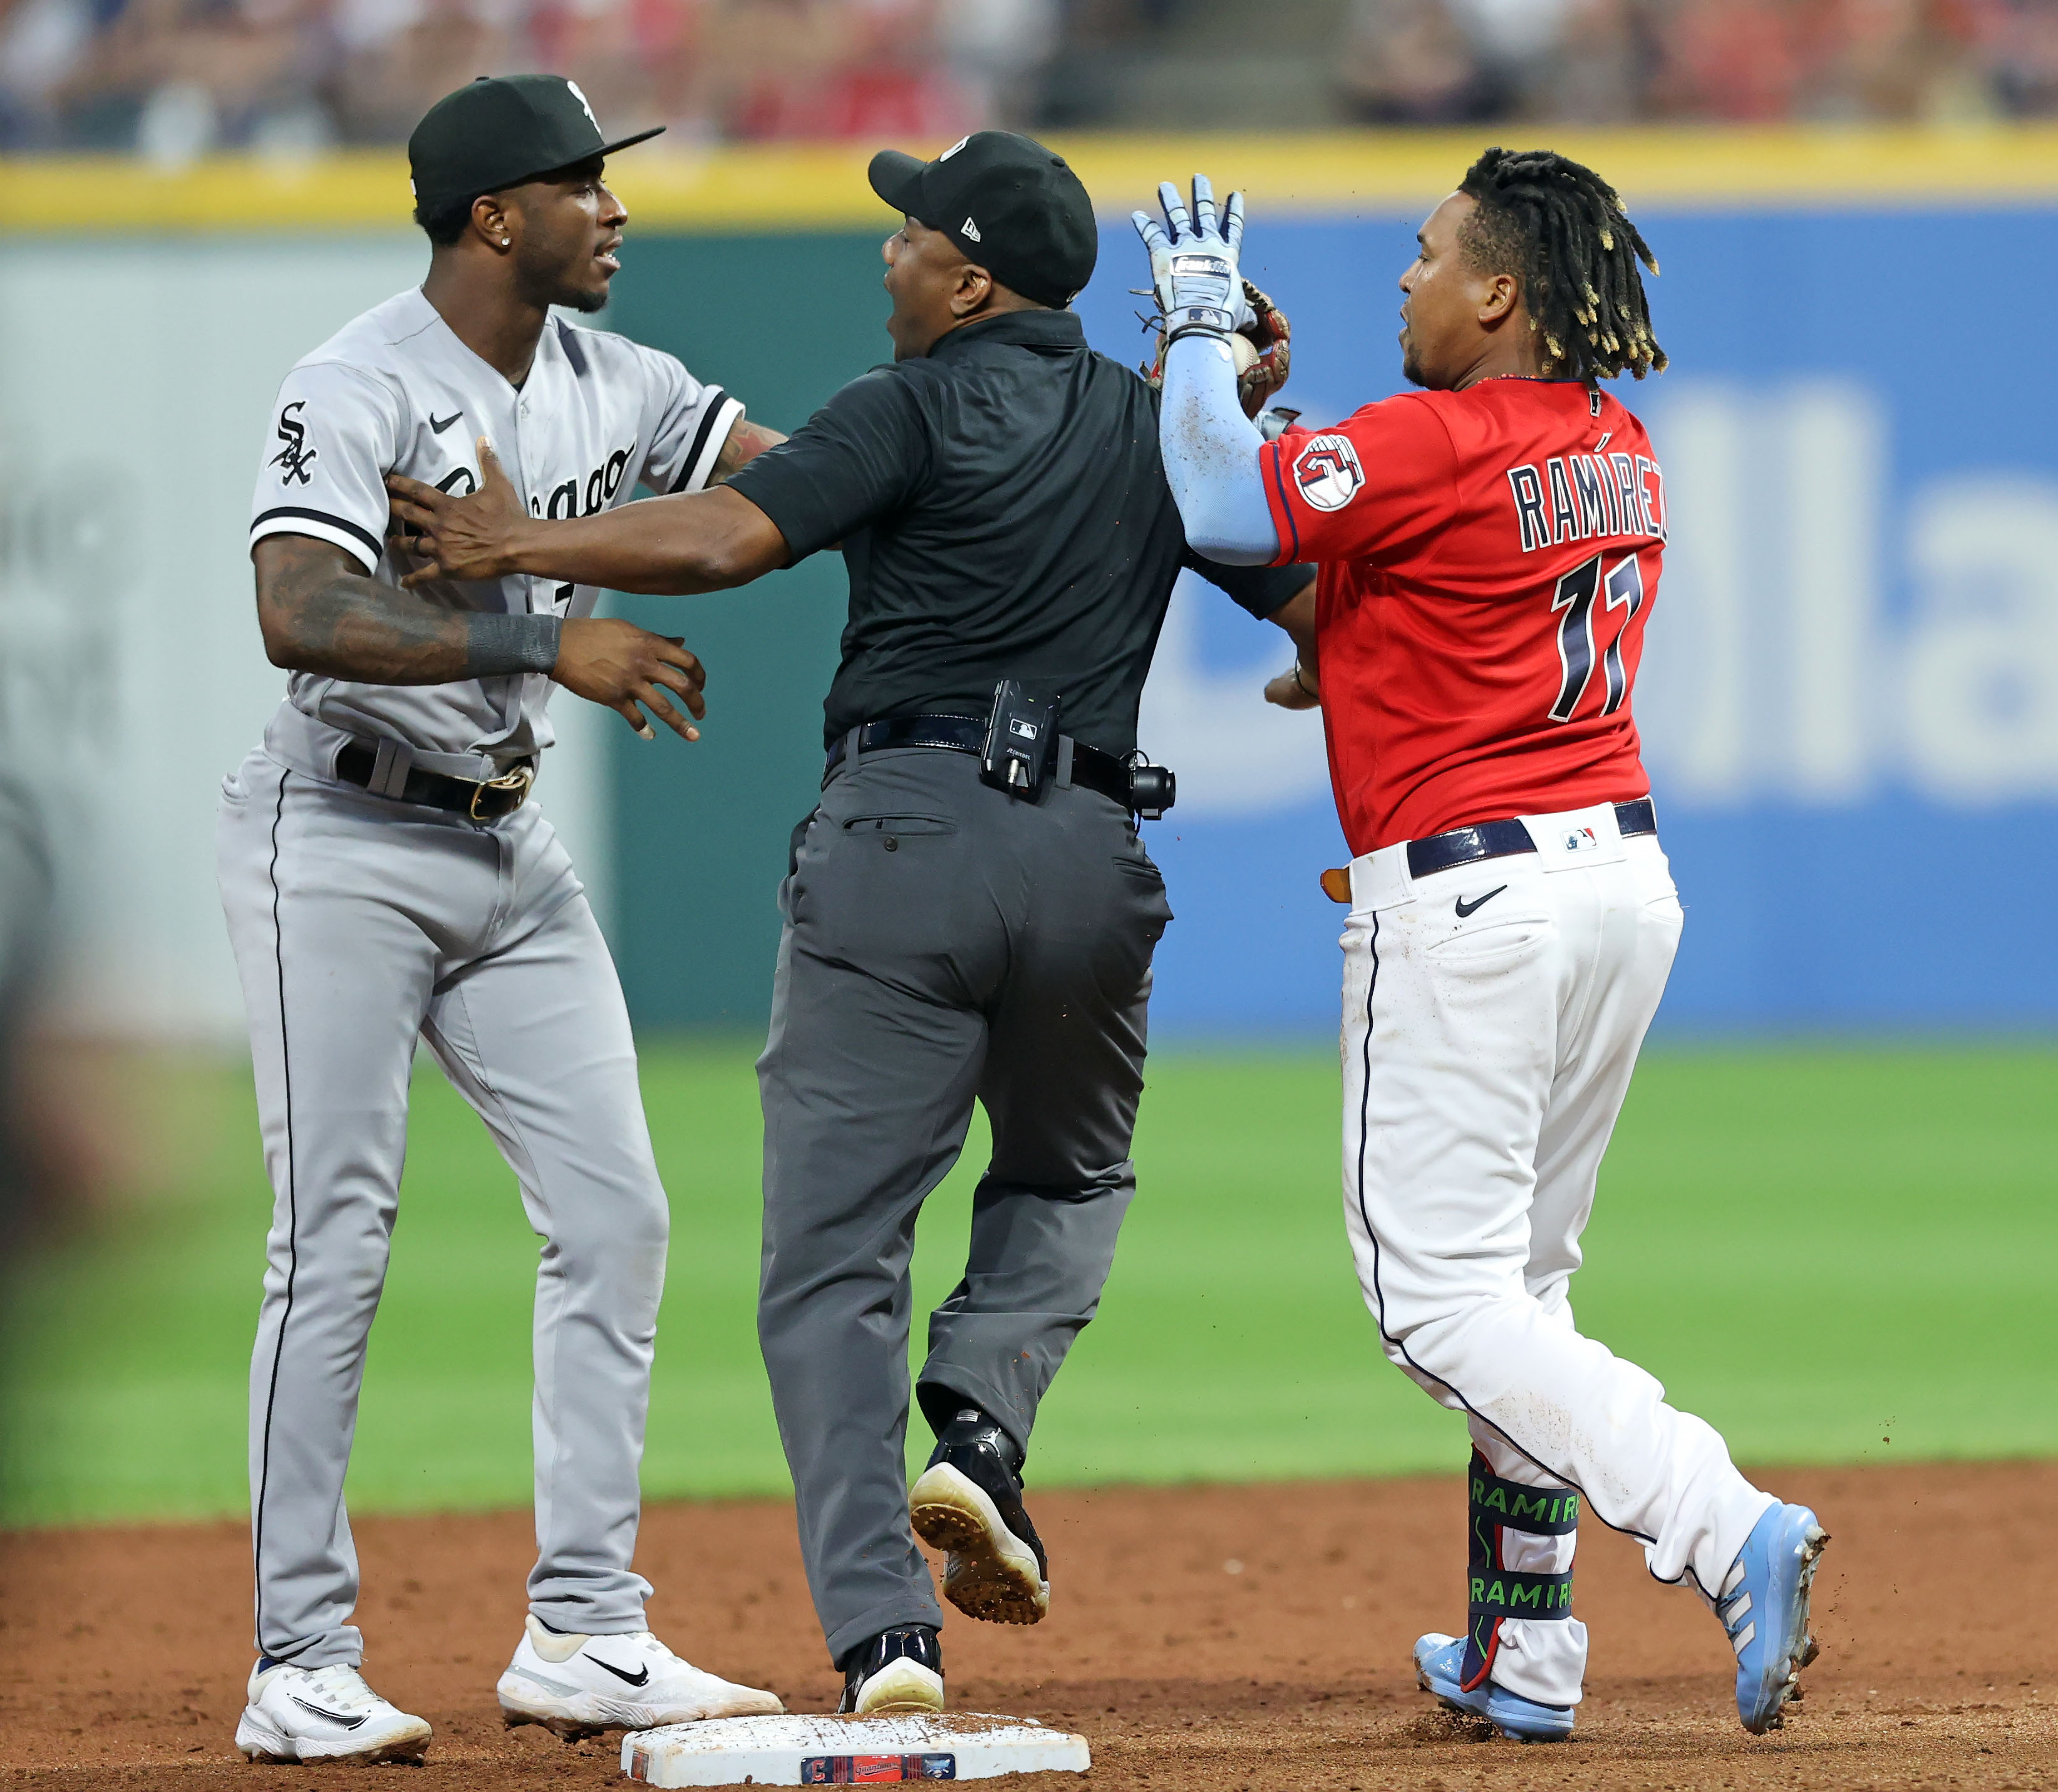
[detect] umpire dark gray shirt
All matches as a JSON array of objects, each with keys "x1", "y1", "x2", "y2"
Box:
[{"x1": 727, "y1": 308, "x2": 1309, "y2": 756}]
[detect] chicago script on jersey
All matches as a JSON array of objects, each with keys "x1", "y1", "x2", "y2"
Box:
[{"x1": 526, "y1": 440, "x2": 639, "y2": 521}]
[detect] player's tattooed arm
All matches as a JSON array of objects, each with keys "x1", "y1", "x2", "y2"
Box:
[
  {"x1": 388, "y1": 440, "x2": 790, "y2": 596},
  {"x1": 706, "y1": 417, "x2": 787, "y2": 485},
  {"x1": 254, "y1": 534, "x2": 477, "y2": 683},
  {"x1": 252, "y1": 534, "x2": 708, "y2": 740},
  {"x1": 1261, "y1": 576, "x2": 1321, "y2": 710}
]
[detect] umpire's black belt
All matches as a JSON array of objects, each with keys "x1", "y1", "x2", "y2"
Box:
[
  {"x1": 1407, "y1": 798, "x2": 1657, "y2": 881},
  {"x1": 824, "y1": 713, "x2": 1137, "y2": 812},
  {"x1": 336, "y1": 742, "x2": 535, "y2": 821}
]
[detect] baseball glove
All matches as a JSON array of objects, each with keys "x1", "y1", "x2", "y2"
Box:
[{"x1": 1141, "y1": 278, "x2": 1293, "y2": 419}]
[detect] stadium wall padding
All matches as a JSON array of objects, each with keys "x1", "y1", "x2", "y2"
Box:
[
  {"x1": 6, "y1": 132, "x2": 2056, "y2": 1038},
  {"x1": 605, "y1": 208, "x2": 2058, "y2": 1033}
]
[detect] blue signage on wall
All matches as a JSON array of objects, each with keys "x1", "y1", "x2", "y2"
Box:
[{"x1": 1075, "y1": 207, "x2": 2058, "y2": 1032}]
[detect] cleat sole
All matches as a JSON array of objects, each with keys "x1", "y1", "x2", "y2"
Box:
[
  {"x1": 910, "y1": 1464, "x2": 1049, "y2": 1626},
  {"x1": 1747, "y1": 1523, "x2": 1830, "y2": 1734},
  {"x1": 849, "y1": 1657, "x2": 945, "y2": 1719},
  {"x1": 235, "y1": 1709, "x2": 430, "y2": 1766}
]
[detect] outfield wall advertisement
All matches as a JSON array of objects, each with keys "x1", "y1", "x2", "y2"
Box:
[
  {"x1": 3, "y1": 153, "x2": 2054, "y2": 1038},
  {"x1": 1100, "y1": 209, "x2": 2058, "y2": 1032}
]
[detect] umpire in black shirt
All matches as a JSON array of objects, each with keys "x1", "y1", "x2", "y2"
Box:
[{"x1": 387, "y1": 129, "x2": 1313, "y2": 1718}]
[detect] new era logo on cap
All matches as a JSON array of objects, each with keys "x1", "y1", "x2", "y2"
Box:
[{"x1": 866, "y1": 131, "x2": 1097, "y2": 309}]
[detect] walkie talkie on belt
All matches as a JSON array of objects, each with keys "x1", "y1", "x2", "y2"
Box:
[{"x1": 980, "y1": 681, "x2": 1059, "y2": 796}]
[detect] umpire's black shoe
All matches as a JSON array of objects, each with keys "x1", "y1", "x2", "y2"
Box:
[
  {"x1": 837, "y1": 1624, "x2": 944, "y2": 1716},
  {"x1": 909, "y1": 1408, "x2": 1051, "y2": 1625}
]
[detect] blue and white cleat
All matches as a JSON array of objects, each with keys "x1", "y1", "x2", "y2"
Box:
[
  {"x1": 1413, "y1": 1634, "x2": 1575, "y2": 1743},
  {"x1": 1718, "y1": 1502, "x2": 1829, "y2": 1734}
]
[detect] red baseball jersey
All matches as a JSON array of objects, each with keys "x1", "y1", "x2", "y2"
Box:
[{"x1": 1260, "y1": 378, "x2": 1663, "y2": 857}]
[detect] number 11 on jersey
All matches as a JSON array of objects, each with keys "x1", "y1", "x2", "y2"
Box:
[{"x1": 1548, "y1": 551, "x2": 1645, "y2": 724}]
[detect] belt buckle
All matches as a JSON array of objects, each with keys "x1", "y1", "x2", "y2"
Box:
[{"x1": 470, "y1": 762, "x2": 534, "y2": 821}]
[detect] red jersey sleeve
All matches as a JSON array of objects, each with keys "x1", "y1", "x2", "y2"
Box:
[{"x1": 1261, "y1": 394, "x2": 1459, "y2": 569}]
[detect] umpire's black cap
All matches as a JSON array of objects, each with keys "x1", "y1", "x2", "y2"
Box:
[
  {"x1": 409, "y1": 75, "x2": 663, "y2": 214},
  {"x1": 869, "y1": 131, "x2": 1097, "y2": 309}
]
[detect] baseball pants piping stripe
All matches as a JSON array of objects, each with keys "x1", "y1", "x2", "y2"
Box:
[
  {"x1": 251, "y1": 768, "x2": 299, "y2": 1638},
  {"x1": 1348, "y1": 906, "x2": 1661, "y2": 1555},
  {"x1": 1338, "y1": 816, "x2": 1771, "y2": 1630},
  {"x1": 219, "y1": 748, "x2": 671, "y2": 1664}
]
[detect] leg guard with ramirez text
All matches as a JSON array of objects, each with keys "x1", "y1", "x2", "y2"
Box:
[{"x1": 1462, "y1": 1449, "x2": 1581, "y2": 1704}]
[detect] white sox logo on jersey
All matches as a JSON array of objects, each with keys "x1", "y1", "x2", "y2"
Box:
[
  {"x1": 1293, "y1": 434, "x2": 1363, "y2": 512},
  {"x1": 270, "y1": 401, "x2": 317, "y2": 486}
]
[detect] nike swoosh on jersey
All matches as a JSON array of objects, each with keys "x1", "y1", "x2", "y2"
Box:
[
  {"x1": 1454, "y1": 886, "x2": 1507, "y2": 919},
  {"x1": 428, "y1": 411, "x2": 463, "y2": 433},
  {"x1": 585, "y1": 1655, "x2": 651, "y2": 1688}
]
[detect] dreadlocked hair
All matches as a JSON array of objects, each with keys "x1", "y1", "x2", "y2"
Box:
[{"x1": 1457, "y1": 146, "x2": 1667, "y2": 383}]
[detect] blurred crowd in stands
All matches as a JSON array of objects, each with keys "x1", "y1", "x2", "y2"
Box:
[{"x1": 2, "y1": 0, "x2": 2054, "y2": 154}]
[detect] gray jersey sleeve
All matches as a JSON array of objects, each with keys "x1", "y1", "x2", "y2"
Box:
[
  {"x1": 250, "y1": 360, "x2": 403, "y2": 574},
  {"x1": 636, "y1": 346, "x2": 745, "y2": 497}
]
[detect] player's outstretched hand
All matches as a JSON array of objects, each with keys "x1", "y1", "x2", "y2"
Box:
[
  {"x1": 387, "y1": 439, "x2": 532, "y2": 584},
  {"x1": 1130, "y1": 174, "x2": 1250, "y2": 346},
  {"x1": 554, "y1": 617, "x2": 707, "y2": 743}
]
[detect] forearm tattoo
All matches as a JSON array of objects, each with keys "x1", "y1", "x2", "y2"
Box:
[
  {"x1": 257, "y1": 534, "x2": 546, "y2": 686},
  {"x1": 706, "y1": 418, "x2": 787, "y2": 486}
]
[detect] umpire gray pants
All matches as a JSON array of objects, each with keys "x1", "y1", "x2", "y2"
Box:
[
  {"x1": 757, "y1": 745, "x2": 1172, "y2": 1665},
  {"x1": 217, "y1": 746, "x2": 669, "y2": 1668}
]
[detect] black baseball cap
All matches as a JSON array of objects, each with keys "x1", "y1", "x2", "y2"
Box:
[
  {"x1": 868, "y1": 130, "x2": 1097, "y2": 309},
  {"x1": 409, "y1": 75, "x2": 663, "y2": 214}
]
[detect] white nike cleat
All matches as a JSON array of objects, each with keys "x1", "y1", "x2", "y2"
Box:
[
  {"x1": 234, "y1": 1660, "x2": 432, "y2": 1764},
  {"x1": 497, "y1": 1615, "x2": 785, "y2": 1739}
]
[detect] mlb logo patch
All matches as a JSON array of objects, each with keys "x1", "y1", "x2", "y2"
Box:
[
  {"x1": 1293, "y1": 435, "x2": 1364, "y2": 511},
  {"x1": 1564, "y1": 827, "x2": 1598, "y2": 852}
]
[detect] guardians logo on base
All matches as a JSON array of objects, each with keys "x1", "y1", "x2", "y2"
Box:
[{"x1": 801, "y1": 1754, "x2": 957, "y2": 1783}]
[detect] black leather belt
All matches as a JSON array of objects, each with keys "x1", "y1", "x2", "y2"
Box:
[
  {"x1": 1406, "y1": 797, "x2": 1657, "y2": 881},
  {"x1": 336, "y1": 742, "x2": 535, "y2": 821},
  {"x1": 824, "y1": 713, "x2": 1138, "y2": 812}
]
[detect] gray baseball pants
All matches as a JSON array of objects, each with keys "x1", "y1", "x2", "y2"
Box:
[
  {"x1": 216, "y1": 747, "x2": 669, "y2": 1667},
  {"x1": 757, "y1": 745, "x2": 1172, "y2": 1665}
]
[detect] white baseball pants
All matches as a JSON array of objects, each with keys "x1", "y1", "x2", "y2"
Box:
[
  {"x1": 1341, "y1": 800, "x2": 1773, "y2": 1707},
  {"x1": 217, "y1": 747, "x2": 670, "y2": 1668}
]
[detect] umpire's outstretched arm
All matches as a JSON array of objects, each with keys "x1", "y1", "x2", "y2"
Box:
[{"x1": 388, "y1": 438, "x2": 790, "y2": 595}]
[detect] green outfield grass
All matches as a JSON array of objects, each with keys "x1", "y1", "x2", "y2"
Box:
[{"x1": 2, "y1": 1042, "x2": 2052, "y2": 1526}]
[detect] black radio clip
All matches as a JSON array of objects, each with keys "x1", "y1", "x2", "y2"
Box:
[
  {"x1": 980, "y1": 680, "x2": 1178, "y2": 819},
  {"x1": 980, "y1": 680, "x2": 1059, "y2": 796}
]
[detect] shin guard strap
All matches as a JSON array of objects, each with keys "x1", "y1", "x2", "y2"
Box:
[
  {"x1": 1471, "y1": 1567, "x2": 1575, "y2": 1621},
  {"x1": 1470, "y1": 1459, "x2": 1581, "y2": 1535}
]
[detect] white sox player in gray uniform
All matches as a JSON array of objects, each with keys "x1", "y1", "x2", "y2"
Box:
[{"x1": 216, "y1": 76, "x2": 785, "y2": 1764}]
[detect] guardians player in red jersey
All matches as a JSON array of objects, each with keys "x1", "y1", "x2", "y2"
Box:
[{"x1": 1135, "y1": 152, "x2": 1828, "y2": 1742}]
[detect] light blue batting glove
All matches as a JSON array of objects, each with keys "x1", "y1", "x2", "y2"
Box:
[{"x1": 1132, "y1": 175, "x2": 1251, "y2": 346}]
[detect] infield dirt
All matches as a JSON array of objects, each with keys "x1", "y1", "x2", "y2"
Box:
[{"x1": 3, "y1": 1460, "x2": 2052, "y2": 1791}]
